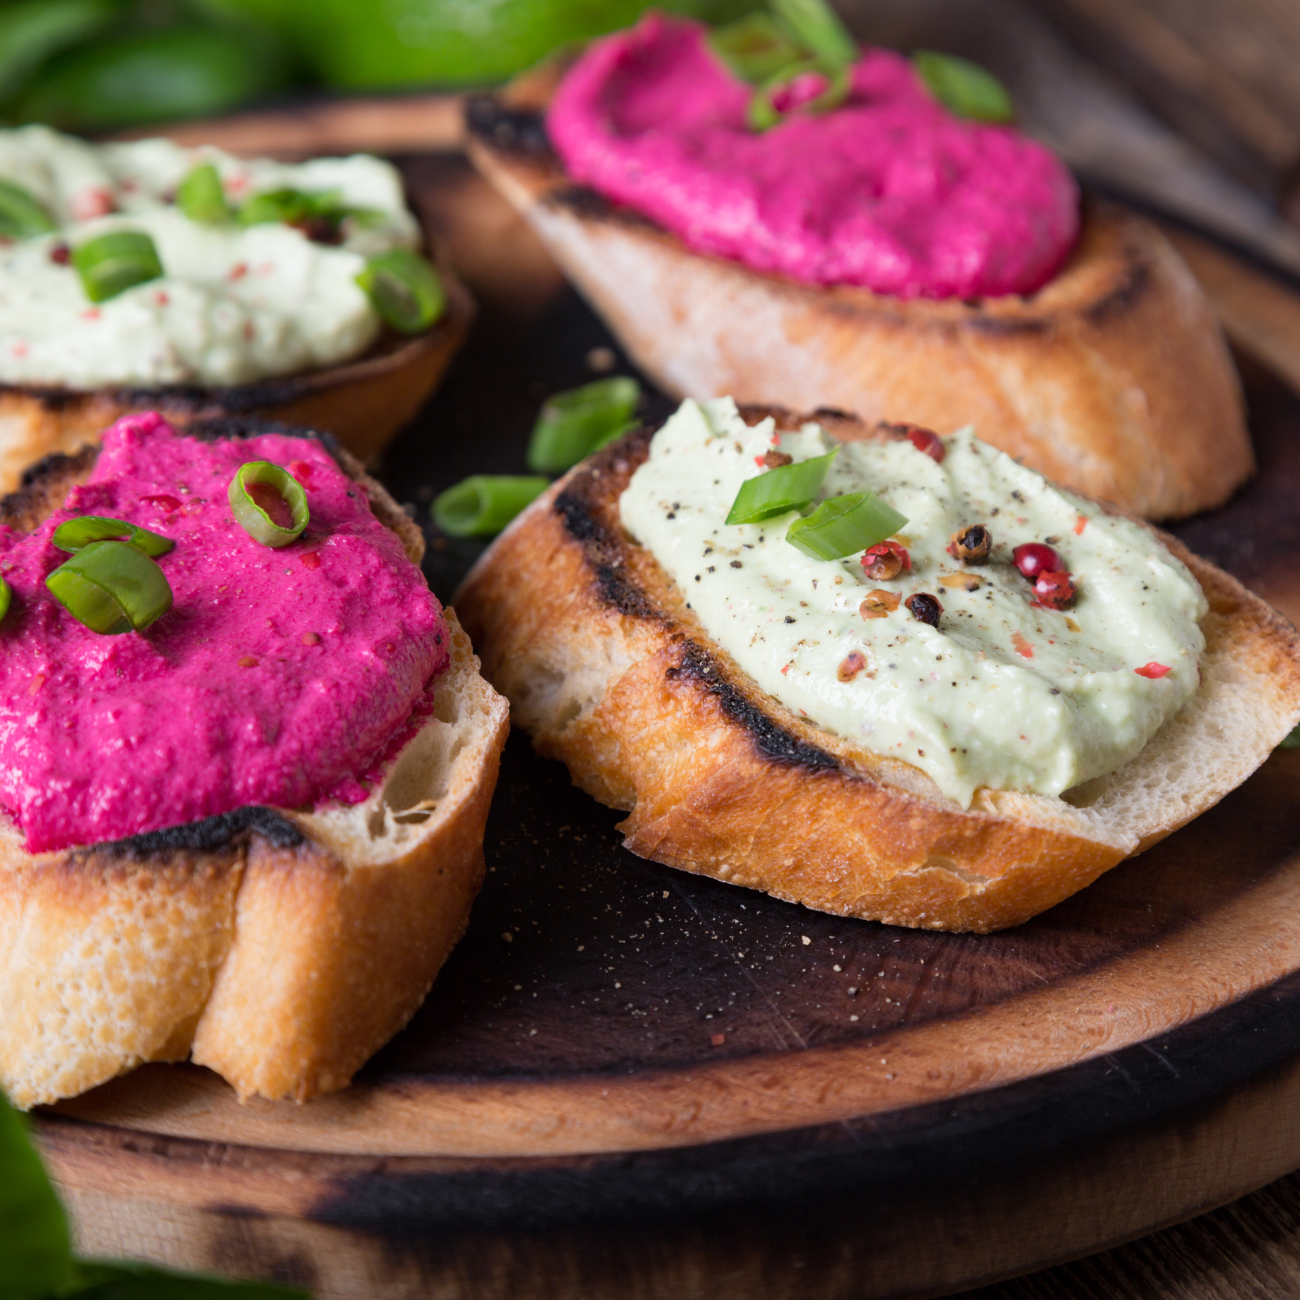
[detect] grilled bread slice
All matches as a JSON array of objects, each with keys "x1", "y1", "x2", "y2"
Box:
[
  {"x1": 455, "y1": 406, "x2": 1300, "y2": 934},
  {"x1": 0, "y1": 248, "x2": 473, "y2": 497},
  {"x1": 0, "y1": 421, "x2": 508, "y2": 1109},
  {"x1": 464, "y1": 69, "x2": 1251, "y2": 522}
]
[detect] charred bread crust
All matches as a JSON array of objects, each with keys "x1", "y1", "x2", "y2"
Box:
[
  {"x1": 455, "y1": 406, "x2": 1300, "y2": 934},
  {"x1": 464, "y1": 83, "x2": 1252, "y2": 522},
  {"x1": 0, "y1": 249, "x2": 474, "y2": 495},
  {"x1": 0, "y1": 421, "x2": 509, "y2": 1108}
]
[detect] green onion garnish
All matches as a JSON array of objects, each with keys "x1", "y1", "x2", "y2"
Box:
[
  {"x1": 748, "y1": 57, "x2": 851, "y2": 131},
  {"x1": 709, "y1": 12, "x2": 809, "y2": 83},
  {"x1": 71, "y1": 231, "x2": 163, "y2": 303},
  {"x1": 1279, "y1": 724, "x2": 1300, "y2": 751},
  {"x1": 0, "y1": 179, "x2": 55, "y2": 240},
  {"x1": 912, "y1": 51, "x2": 1015, "y2": 123},
  {"x1": 771, "y1": 0, "x2": 857, "y2": 70},
  {"x1": 527, "y1": 377, "x2": 641, "y2": 474},
  {"x1": 433, "y1": 475, "x2": 549, "y2": 538},
  {"x1": 785, "y1": 492, "x2": 908, "y2": 560},
  {"x1": 725, "y1": 449, "x2": 837, "y2": 524},
  {"x1": 46, "y1": 540, "x2": 172, "y2": 635},
  {"x1": 237, "y1": 187, "x2": 322, "y2": 227},
  {"x1": 0, "y1": 576, "x2": 10, "y2": 626},
  {"x1": 176, "y1": 162, "x2": 231, "y2": 224},
  {"x1": 355, "y1": 248, "x2": 446, "y2": 334},
  {"x1": 53, "y1": 515, "x2": 174, "y2": 558},
  {"x1": 228, "y1": 461, "x2": 309, "y2": 548}
]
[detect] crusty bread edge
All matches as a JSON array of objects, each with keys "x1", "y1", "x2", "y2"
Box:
[
  {"x1": 455, "y1": 413, "x2": 1300, "y2": 933},
  {"x1": 464, "y1": 85, "x2": 1251, "y2": 522},
  {"x1": 0, "y1": 429, "x2": 509, "y2": 1108}
]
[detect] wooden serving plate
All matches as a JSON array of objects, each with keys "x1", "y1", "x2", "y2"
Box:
[{"x1": 25, "y1": 149, "x2": 1300, "y2": 1298}]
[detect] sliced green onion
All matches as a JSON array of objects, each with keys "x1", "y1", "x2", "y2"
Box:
[
  {"x1": 709, "y1": 12, "x2": 809, "y2": 83},
  {"x1": 53, "y1": 515, "x2": 173, "y2": 558},
  {"x1": 527, "y1": 377, "x2": 641, "y2": 474},
  {"x1": 176, "y1": 161, "x2": 230, "y2": 224},
  {"x1": 237, "y1": 187, "x2": 323, "y2": 226},
  {"x1": 0, "y1": 178, "x2": 54, "y2": 239},
  {"x1": 1279, "y1": 724, "x2": 1300, "y2": 751},
  {"x1": 912, "y1": 50, "x2": 1015, "y2": 123},
  {"x1": 355, "y1": 248, "x2": 446, "y2": 334},
  {"x1": 771, "y1": 0, "x2": 857, "y2": 69},
  {"x1": 228, "y1": 461, "x2": 309, "y2": 548},
  {"x1": 433, "y1": 475, "x2": 548, "y2": 538},
  {"x1": 785, "y1": 492, "x2": 908, "y2": 560},
  {"x1": 71, "y1": 230, "x2": 162, "y2": 303},
  {"x1": 725, "y1": 449, "x2": 837, "y2": 524},
  {"x1": 0, "y1": 576, "x2": 10, "y2": 626},
  {"x1": 748, "y1": 58, "x2": 851, "y2": 131},
  {"x1": 46, "y1": 539, "x2": 172, "y2": 634}
]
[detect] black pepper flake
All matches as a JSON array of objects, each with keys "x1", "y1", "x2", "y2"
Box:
[
  {"x1": 694, "y1": 574, "x2": 701, "y2": 582},
  {"x1": 784, "y1": 615, "x2": 796, "y2": 623},
  {"x1": 730, "y1": 560, "x2": 743, "y2": 568},
  {"x1": 667, "y1": 512, "x2": 676, "y2": 519}
]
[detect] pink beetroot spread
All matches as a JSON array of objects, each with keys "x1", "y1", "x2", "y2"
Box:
[
  {"x1": 0, "y1": 412, "x2": 449, "y2": 853},
  {"x1": 547, "y1": 13, "x2": 1080, "y2": 299}
]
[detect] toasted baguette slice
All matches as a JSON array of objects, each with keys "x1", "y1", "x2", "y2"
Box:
[
  {"x1": 0, "y1": 424, "x2": 509, "y2": 1109},
  {"x1": 464, "y1": 75, "x2": 1251, "y2": 522},
  {"x1": 455, "y1": 407, "x2": 1300, "y2": 934},
  {"x1": 0, "y1": 248, "x2": 474, "y2": 497}
]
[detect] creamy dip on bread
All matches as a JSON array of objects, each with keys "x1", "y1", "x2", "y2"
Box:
[
  {"x1": 620, "y1": 399, "x2": 1206, "y2": 805},
  {"x1": 0, "y1": 127, "x2": 421, "y2": 389},
  {"x1": 548, "y1": 13, "x2": 1079, "y2": 299},
  {"x1": 0, "y1": 412, "x2": 447, "y2": 852}
]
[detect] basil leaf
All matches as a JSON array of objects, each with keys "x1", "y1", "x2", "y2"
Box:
[
  {"x1": 912, "y1": 50, "x2": 1015, "y2": 123},
  {"x1": 0, "y1": 1091, "x2": 75, "y2": 1300}
]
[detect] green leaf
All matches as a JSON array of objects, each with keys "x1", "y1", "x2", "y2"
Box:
[
  {"x1": 68, "y1": 1259, "x2": 309, "y2": 1298},
  {"x1": 769, "y1": 0, "x2": 856, "y2": 68},
  {"x1": 912, "y1": 50, "x2": 1015, "y2": 123},
  {"x1": 0, "y1": 1090, "x2": 76, "y2": 1300}
]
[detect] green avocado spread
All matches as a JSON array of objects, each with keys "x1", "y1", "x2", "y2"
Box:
[{"x1": 619, "y1": 398, "x2": 1207, "y2": 806}]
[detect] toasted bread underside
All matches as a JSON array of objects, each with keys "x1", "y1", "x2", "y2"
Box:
[
  {"x1": 0, "y1": 426, "x2": 509, "y2": 1108},
  {"x1": 455, "y1": 411, "x2": 1300, "y2": 934},
  {"x1": 0, "y1": 254, "x2": 474, "y2": 496},
  {"x1": 464, "y1": 81, "x2": 1251, "y2": 522}
]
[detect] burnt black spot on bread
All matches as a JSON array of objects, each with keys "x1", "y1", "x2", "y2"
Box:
[
  {"x1": 1, "y1": 444, "x2": 100, "y2": 530},
  {"x1": 673, "y1": 642, "x2": 839, "y2": 771},
  {"x1": 545, "y1": 185, "x2": 666, "y2": 235},
  {"x1": 464, "y1": 95, "x2": 555, "y2": 161},
  {"x1": 1083, "y1": 255, "x2": 1152, "y2": 326},
  {"x1": 100, "y1": 806, "x2": 306, "y2": 857}
]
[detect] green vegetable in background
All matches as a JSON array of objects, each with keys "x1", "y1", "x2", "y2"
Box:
[
  {"x1": 0, "y1": 0, "x2": 120, "y2": 105},
  {"x1": 0, "y1": 1087, "x2": 308, "y2": 1299},
  {"x1": 15, "y1": 20, "x2": 292, "y2": 133},
  {"x1": 912, "y1": 49, "x2": 1015, "y2": 122},
  {"x1": 216, "y1": 0, "x2": 754, "y2": 89}
]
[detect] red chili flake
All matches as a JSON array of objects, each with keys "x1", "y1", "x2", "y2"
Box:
[
  {"x1": 289, "y1": 459, "x2": 314, "y2": 482},
  {"x1": 154, "y1": 291, "x2": 169, "y2": 306},
  {"x1": 243, "y1": 321, "x2": 255, "y2": 341},
  {"x1": 301, "y1": 632, "x2": 321, "y2": 646},
  {"x1": 837, "y1": 650, "x2": 867, "y2": 681},
  {"x1": 238, "y1": 656, "x2": 258, "y2": 668},
  {"x1": 10, "y1": 342, "x2": 26, "y2": 359},
  {"x1": 1012, "y1": 631, "x2": 1034, "y2": 659},
  {"x1": 780, "y1": 662, "x2": 792, "y2": 675},
  {"x1": 226, "y1": 173, "x2": 250, "y2": 193},
  {"x1": 1135, "y1": 662, "x2": 1171, "y2": 679},
  {"x1": 80, "y1": 308, "x2": 101, "y2": 321},
  {"x1": 49, "y1": 243, "x2": 70, "y2": 265},
  {"x1": 72, "y1": 187, "x2": 114, "y2": 220},
  {"x1": 1074, "y1": 514, "x2": 1088, "y2": 536},
  {"x1": 754, "y1": 455, "x2": 765, "y2": 467},
  {"x1": 710, "y1": 1033, "x2": 726, "y2": 1046},
  {"x1": 1033, "y1": 570, "x2": 1076, "y2": 610},
  {"x1": 1012, "y1": 542, "x2": 1061, "y2": 579},
  {"x1": 142, "y1": 494, "x2": 182, "y2": 513},
  {"x1": 27, "y1": 674, "x2": 44, "y2": 696},
  {"x1": 300, "y1": 552, "x2": 320, "y2": 571},
  {"x1": 228, "y1": 262, "x2": 248, "y2": 281},
  {"x1": 861, "y1": 540, "x2": 911, "y2": 581},
  {"x1": 879, "y1": 421, "x2": 945, "y2": 462}
]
